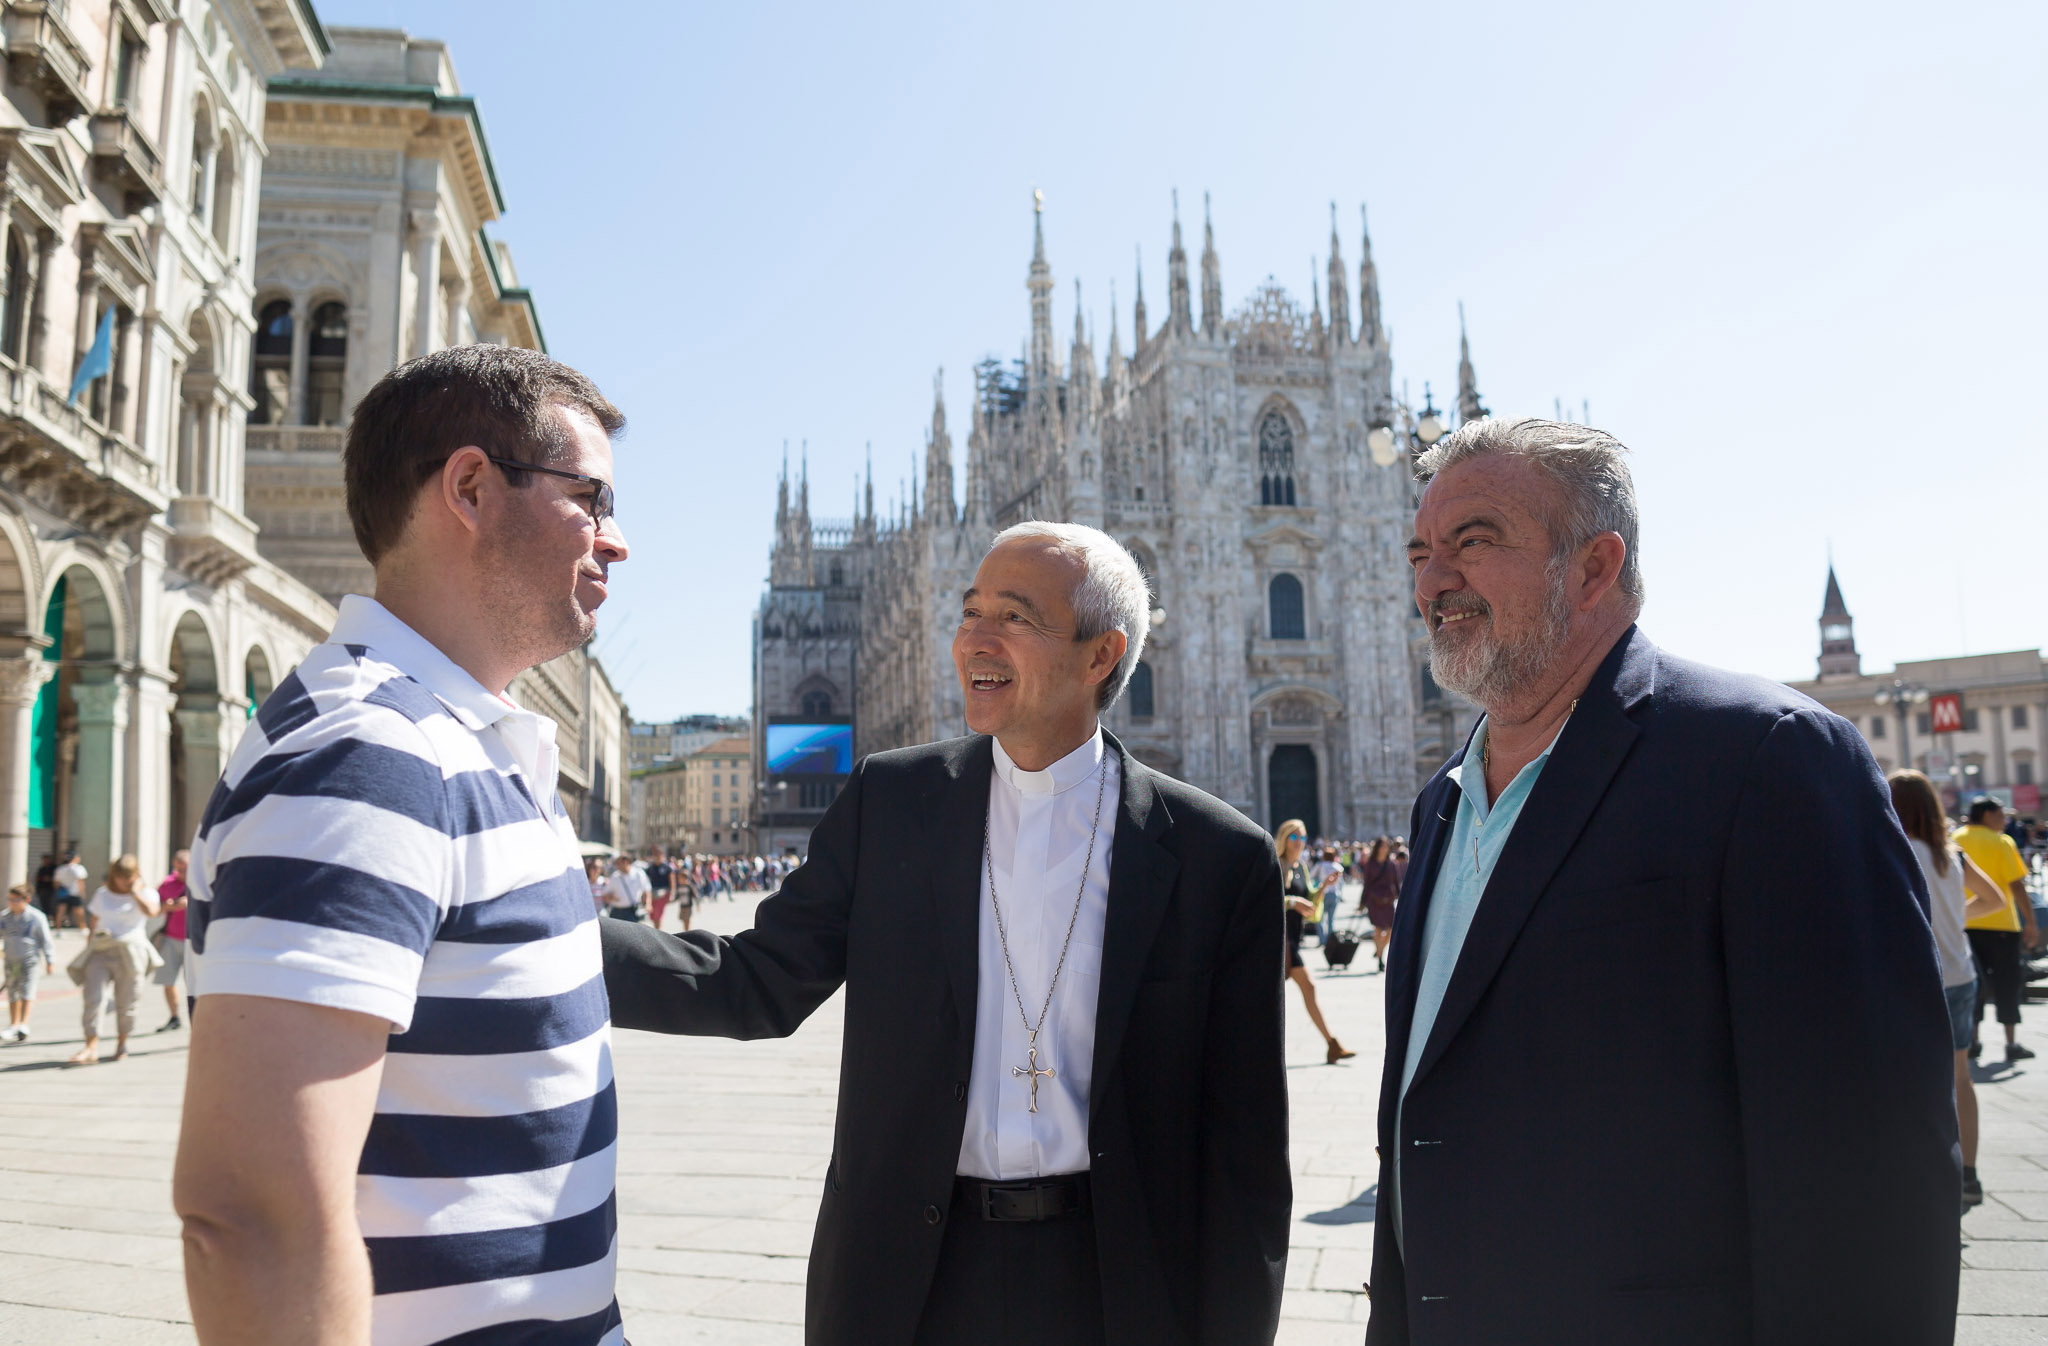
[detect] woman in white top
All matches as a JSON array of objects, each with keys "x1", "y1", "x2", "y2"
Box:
[
  {"x1": 68, "y1": 854, "x2": 160, "y2": 1065},
  {"x1": 1889, "y1": 770, "x2": 2005, "y2": 1209}
]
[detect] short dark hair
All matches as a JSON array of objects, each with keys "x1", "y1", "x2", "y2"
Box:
[
  {"x1": 344, "y1": 345, "x2": 625, "y2": 565},
  {"x1": 1968, "y1": 797, "x2": 2006, "y2": 824}
]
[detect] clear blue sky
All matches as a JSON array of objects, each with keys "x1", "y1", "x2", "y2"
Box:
[{"x1": 323, "y1": 0, "x2": 2047, "y2": 720}]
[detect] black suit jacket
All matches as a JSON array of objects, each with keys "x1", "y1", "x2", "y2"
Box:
[
  {"x1": 603, "y1": 731, "x2": 1292, "y2": 1346},
  {"x1": 1367, "y1": 629, "x2": 1959, "y2": 1346}
]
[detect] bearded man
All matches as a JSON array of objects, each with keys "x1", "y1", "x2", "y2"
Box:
[
  {"x1": 1369, "y1": 418, "x2": 1958, "y2": 1344},
  {"x1": 602, "y1": 521, "x2": 1291, "y2": 1345}
]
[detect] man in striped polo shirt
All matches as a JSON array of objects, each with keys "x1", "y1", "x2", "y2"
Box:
[{"x1": 175, "y1": 346, "x2": 630, "y2": 1346}]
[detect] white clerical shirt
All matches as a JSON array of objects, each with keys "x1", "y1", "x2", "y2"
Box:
[{"x1": 956, "y1": 730, "x2": 1120, "y2": 1180}]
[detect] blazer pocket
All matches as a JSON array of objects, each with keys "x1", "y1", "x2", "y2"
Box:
[{"x1": 1536, "y1": 878, "x2": 1687, "y2": 938}]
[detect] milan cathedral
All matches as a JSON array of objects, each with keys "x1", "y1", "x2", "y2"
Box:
[{"x1": 756, "y1": 194, "x2": 1484, "y2": 845}]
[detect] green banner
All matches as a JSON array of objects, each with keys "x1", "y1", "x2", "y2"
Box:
[{"x1": 27, "y1": 576, "x2": 62, "y2": 829}]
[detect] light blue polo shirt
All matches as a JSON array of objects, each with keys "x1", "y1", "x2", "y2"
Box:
[{"x1": 1392, "y1": 714, "x2": 1563, "y2": 1248}]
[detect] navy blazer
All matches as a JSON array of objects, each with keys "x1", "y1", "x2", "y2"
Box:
[{"x1": 1367, "y1": 628, "x2": 1959, "y2": 1346}]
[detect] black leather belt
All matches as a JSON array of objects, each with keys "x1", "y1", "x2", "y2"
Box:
[{"x1": 955, "y1": 1173, "x2": 1091, "y2": 1222}]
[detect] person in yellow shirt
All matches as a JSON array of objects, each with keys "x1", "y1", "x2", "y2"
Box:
[{"x1": 1958, "y1": 797, "x2": 2041, "y2": 1063}]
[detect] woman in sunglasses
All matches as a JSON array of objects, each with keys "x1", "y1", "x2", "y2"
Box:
[{"x1": 1276, "y1": 819, "x2": 1354, "y2": 1064}]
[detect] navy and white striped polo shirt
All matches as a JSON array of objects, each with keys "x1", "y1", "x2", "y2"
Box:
[{"x1": 188, "y1": 595, "x2": 622, "y2": 1346}]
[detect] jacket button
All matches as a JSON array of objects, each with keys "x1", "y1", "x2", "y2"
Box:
[
  {"x1": 924, "y1": 1204, "x2": 943, "y2": 1225},
  {"x1": 954, "y1": 1081, "x2": 967, "y2": 1101}
]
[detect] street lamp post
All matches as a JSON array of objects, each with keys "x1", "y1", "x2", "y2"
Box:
[
  {"x1": 1874, "y1": 678, "x2": 1930, "y2": 773},
  {"x1": 1366, "y1": 382, "x2": 1450, "y2": 468}
]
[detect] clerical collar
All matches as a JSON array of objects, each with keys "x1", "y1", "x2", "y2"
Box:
[{"x1": 992, "y1": 729, "x2": 1106, "y2": 797}]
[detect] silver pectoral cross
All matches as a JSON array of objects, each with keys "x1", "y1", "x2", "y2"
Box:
[{"x1": 1011, "y1": 1031, "x2": 1057, "y2": 1114}]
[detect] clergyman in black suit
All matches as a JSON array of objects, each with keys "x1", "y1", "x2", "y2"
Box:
[
  {"x1": 1370, "y1": 417, "x2": 1958, "y2": 1344},
  {"x1": 603, "y1": 521, "x2": 1291, "y2": 1346}
]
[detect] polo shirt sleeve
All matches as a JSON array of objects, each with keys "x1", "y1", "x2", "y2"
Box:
[{"x1": 189, "y1": 700, "x2": 453, "y2": 1032}]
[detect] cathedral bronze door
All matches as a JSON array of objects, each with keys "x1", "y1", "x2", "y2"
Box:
[{"x1": 1268, "y1": 744, "x2": 1320, "y2": 838}]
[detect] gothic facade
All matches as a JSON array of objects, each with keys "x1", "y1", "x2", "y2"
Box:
[{"x1": 759, "y1": 196, "x2": 1488, "y2": 842}]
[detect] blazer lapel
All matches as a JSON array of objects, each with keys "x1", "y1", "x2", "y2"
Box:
[
  {"x1": 1090, "y1": 730, "x2": 1178, "y2": 1118},
  {"x1": 931, "y1": 736, "x2": 995, "y2": 1040},
  {"x1": 1403, "y1": 629, "x2": 1656, "y2": 1095},
  {"x1": 1379, "y1": 756, "x2": 1464, "y2": 1128}
]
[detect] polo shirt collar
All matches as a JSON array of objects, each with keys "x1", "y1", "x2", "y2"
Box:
[
  {"x1": 1447, "y1": 714, "x2": 1569, "y2": 824},
  {"x1": 329, "y1": 595, "x2": 519, "y2": 732},
  {"x1": 992, "y1": 727, "x2": 1104, "y2": 797}
]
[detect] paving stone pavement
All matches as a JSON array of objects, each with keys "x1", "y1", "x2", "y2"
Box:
[{"x1": 2, "y1": 891, "x2": 2043, "y2": 1343}]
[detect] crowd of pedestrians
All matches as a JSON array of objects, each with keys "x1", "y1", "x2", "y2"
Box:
[{"x1": 582, "y1": 846, "x2": 799, "y2": 929}]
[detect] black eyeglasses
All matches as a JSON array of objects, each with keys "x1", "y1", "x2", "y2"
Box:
[
  {"x1": 483, "y1": 455, "x2": 614, "y2": 525},
  {"x1": 422, "y1": 451, "x2": 615, "y2": 525}
]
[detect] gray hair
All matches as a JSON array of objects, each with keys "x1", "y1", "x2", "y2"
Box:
[
  {"x1": 987, "y1": 521, "x2": 1151, "y2": 711},
  {"x1": 1414, "y1": 416, "x2": 1645, "y2": 616}
]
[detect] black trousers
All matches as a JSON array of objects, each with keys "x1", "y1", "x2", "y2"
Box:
[
  {"x1": 1969, "y1": 928, "x2": 2025, "y2": 1028},
  {"x1": 912, "y1": 1181, "x2": 1105, "y2": 1346}
]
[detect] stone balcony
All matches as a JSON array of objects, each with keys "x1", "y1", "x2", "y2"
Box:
[
  {"x1": 245, "y1": 424, "x2": 346, "y2": 455},
  {"x1": 0, "y1": 355, "x2": 163, "y2": 532},
  {"x1": 2, "y1": 1, "x2": 92, "y2": 124},
  {"x1": 167, "y1": 494, "x2": 261, "y2": 587},
  {"x1": 88, "y1": 108, "x2": 162, "y2": 210}
]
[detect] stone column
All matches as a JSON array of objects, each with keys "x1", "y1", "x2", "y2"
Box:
[
  {"x1": 171, "y1": 699, "x2": 224, "y2": 855},
  {"x1": 0, "y1": 657, "x2": 54, "y2": 887},
  {"x1": 443, "y1": 273, "x2": 469, "y2": 350},
  {"x1": 409, "y1": 210, "x2": 441, "y2": 360},
  {"x1": 126, "y1": 670, "x2": 174, "y2": 875},
  {"x1": 286, "y1": 296, "x2": 309, "y2": 425},
  {"x1": 26, "y1": 229, "x2": 53, "y2": 376},
  {"x1": 71, "y1": 679, "x2": 128, "y2": 876}
]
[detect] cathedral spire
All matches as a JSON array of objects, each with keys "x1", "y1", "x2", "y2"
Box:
[
  {"x1": 1200, "y1": 191, "x2": 1223, "y2": 340},
  {"x1": 1359, "y1": 203, "x2": 1384, "y2": 348},
  {"x1": 925, "y1": 366, "x2": 956, "y2": 524},
  {"x1": 1133, "y1": 245, "x2": 1147, "y2": 348},
  {"x1": 1027, "y1": 188, "x2": 1055, "y2": 397},
  {"x1": 1456, "y1": 301, "x2": 1487, "y2": 424},
  {"x1": 1068, "y1": 279, "x2": 1097, "y2": 428},
  {"x1": 1106, "y1": 276, "x2": 1123, "y2": 378},
  {"x1": 1326, "y1": 202, "x2": 1350, "y2": 346},
  {"x1": 1167, "y1": 189, "x2": 1193, "y2": 338},
  {"x1": 1308, "y1": 256, "x2": 1325, "y2": 344}
]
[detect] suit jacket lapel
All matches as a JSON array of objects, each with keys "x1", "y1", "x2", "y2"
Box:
[
  {"x1": 1379, "y1": 757, "x2": 1464, "y2": 1130},
  {"x1": 1403, "y1": 629, "x2": 1655, "y2": 1095},
  {"x1": 1090, "y1": 729, "x2": 1178, "y2": 1119},
  {"x1": 932, "y1": 737, "x2": 995, "y2": 1042}
]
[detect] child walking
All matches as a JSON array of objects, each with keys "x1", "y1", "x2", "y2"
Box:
[{"x1": 3, "y1": 883, "x2": 54, "y2": 1042}]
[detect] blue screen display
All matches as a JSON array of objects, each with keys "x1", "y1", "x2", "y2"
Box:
[{"x1": 765, "y1": 723, "x2": 853, "y2": 775}]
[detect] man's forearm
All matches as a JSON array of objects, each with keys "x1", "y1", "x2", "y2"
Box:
[{"x1": 185, "y1": 1216, "x2": 371, "y2": 1346}]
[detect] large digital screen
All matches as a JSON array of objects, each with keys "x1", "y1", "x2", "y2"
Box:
[{"x1": 766, "y1": 723, "x2": 853, "y2": 775}]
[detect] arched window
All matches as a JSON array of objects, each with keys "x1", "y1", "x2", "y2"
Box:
[
  {"x1": 801, "y1": 690, "x2": 833, "y2": 718},
  {"x1": 1127, "y1": 661, "x2": 1154, "y2": 720},
  {"x1": 1268, "y1": 573, "x2": 1305, "y2": 640},
  {"x1": 304, "y1": 301, "x2": 347, "y2": 426},
  {"x1": 1257, "y1": 411, "x2": 1296, "y2": 506},
  {"x1": 248, "y1": 300, "x2": 291, "y2": 426},
  {"x1": 829, "y1": 561, "x2": 844, "y2": 587},
  {"x1": 1, "y1": 233, "x2": 24, "y2": 361}
]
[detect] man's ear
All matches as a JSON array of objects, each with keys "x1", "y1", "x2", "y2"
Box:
[
  {"x1": 1574, "y1": 533, "x2": 1627, "y2": 612},
  {"x1": 1085, "y1": 628, "x2": 1129, "y2": 689},
  {"x1": 438, "y1": 446, "x2": 493, "y2": 537}
]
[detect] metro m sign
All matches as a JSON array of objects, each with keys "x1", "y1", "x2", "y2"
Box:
[{"x1": 1929, "y1": 693, "x2": 1964, "y2": 735}]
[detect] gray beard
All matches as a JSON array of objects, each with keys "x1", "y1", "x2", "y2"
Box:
[{"x1": 1428, "y1": 564, "x2": 1573, "y2": 710}]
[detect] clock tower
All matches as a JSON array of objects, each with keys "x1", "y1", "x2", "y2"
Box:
[{"x1": 1818, "y1": 566, "x2": 1860, "y2": 679}]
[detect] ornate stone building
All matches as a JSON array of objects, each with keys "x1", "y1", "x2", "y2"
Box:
[
  {"x1": 0, "y1": 0, "x2": 336, "y2": 888},
  {"x1": 243, "y1": 25, "x2": 626, "y2": 842},
  {"x1": 757, "y1": 195, "x2": 1486, "y2": 842},
  {"x1": 1787, "y1": 568, "x2": 2046, "y2": 816}
]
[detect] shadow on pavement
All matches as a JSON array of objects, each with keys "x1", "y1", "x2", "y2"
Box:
[{"x1": 1305, "y1": 1185, "x2": 1377, "y2": 1225}]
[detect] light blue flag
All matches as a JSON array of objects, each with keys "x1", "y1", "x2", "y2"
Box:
[{"x1": 67, "y1": 307, "x2": 114, "y2": 407}]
